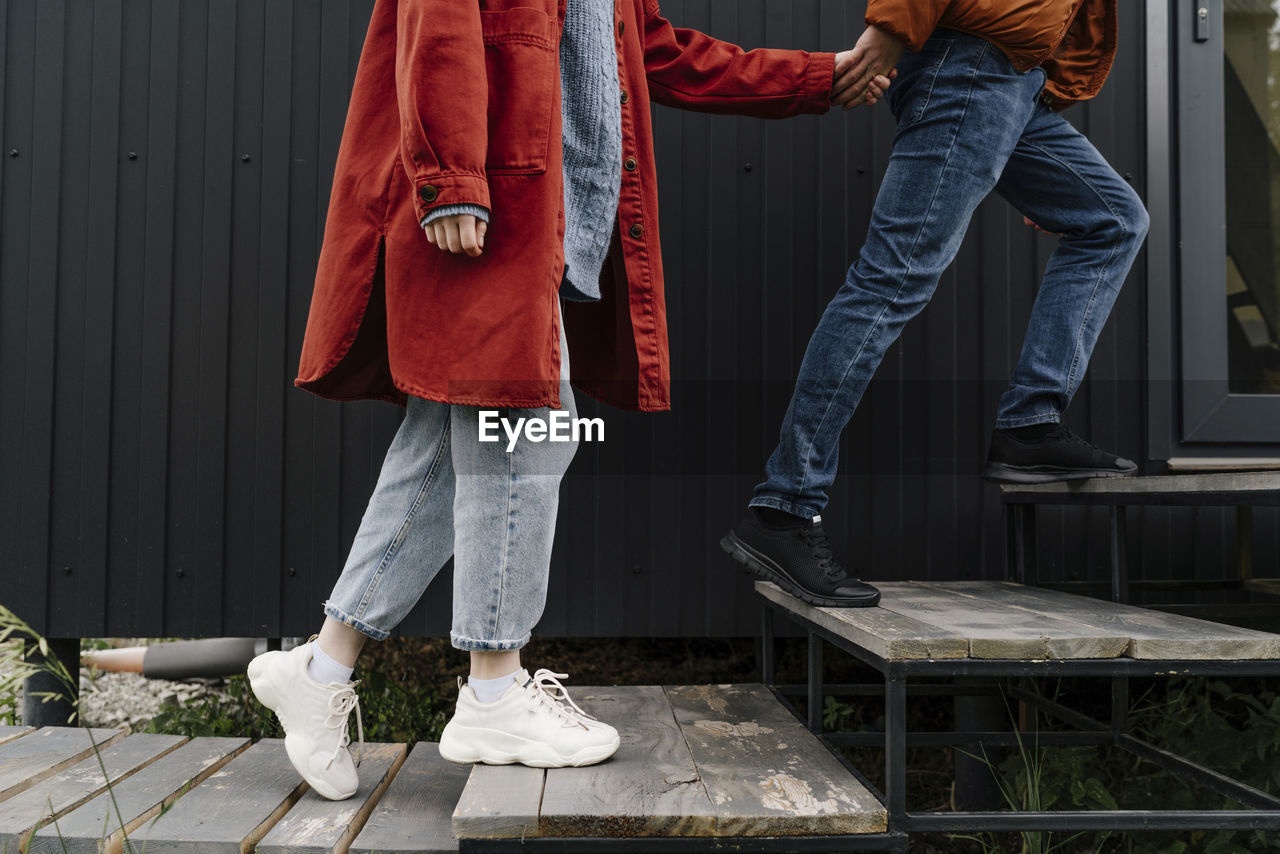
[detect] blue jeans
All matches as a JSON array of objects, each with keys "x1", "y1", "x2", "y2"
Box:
[
  {"x1": 324, "y1": 320, "x2": 577, "y2": 651},
  {"x1": 752, "y1": 29, "x2": 1150, "y2": 518}
]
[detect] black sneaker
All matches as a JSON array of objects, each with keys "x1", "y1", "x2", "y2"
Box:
[
  {"x1": 983, "y1": 423, "x2": 1137, "y2": 484},
  {"x1": 720, "y1": 511, "x2": 881, "y2": 607}
]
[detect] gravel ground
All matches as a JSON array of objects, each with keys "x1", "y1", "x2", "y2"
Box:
[{"x1": 77, "y1": 670, "x2": 231, "y2": 730}]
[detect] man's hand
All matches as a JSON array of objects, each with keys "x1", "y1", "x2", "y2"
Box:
[
  {"x1": 424, "y1": 214, "x2": 487, "y2": 257},
  {"x1": 832, "y1": 25, "x2": 907, "y2": 111}
]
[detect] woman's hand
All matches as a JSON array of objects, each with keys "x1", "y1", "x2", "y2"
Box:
[{"x1": 424, "y1": 214, "x2": 487, "y2": 257}]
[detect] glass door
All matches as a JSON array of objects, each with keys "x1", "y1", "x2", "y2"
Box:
[{"x1": 1175, "y1": 0, "x2": 1280, "y2": 444}]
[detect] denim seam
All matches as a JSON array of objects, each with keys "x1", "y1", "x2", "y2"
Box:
[
  {"x1": 486, "y1": 437, "x2": 516, "y2": 644},
  {"x1": 1019, "y1": 136, "x2": 1127, "y2": 404},
  {"x1": 794, "y1": 40, "x2": 988, "y2": 501},
  {"x1": 905, "y1": 42, "x2": 952, "y2": 129},
  {"x1": 352, "y1": 414, "x2": 451, "y2": 621}
]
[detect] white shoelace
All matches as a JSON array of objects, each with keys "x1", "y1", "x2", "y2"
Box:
[
  {"x1": 527, "y1": 669, "x2": 597, "y2": 729},
  {"x1": 324, "y1": 684, "x2": 363, "y2": 768}
]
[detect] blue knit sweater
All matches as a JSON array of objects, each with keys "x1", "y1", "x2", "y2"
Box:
[{"x1": 423, "y1": 0, "x2": 622, "y2": 302}]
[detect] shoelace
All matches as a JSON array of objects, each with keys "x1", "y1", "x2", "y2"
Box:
[
  {"x1": 526, "y1": 669, "x2": 597, "y2": 729},
  {"x1": 802, "y1": 524, "x2": 848, "y2": 581},
  {"x1": 324, "y1": 684, "x2": 363, "y2": 769}
]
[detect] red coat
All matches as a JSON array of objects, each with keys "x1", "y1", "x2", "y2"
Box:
[{"x1": 295, "y1": 0, "x2": 835, "y2": 411}]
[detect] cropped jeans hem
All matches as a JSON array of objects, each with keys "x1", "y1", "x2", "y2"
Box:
[
  {"x1": 322, "y1": 601, "x2": 392, "y2": 642},
  {"x1": 748, "y1": 495, "x2": 821, "y2": 520},
  {"x1": 450, "y1": 631, "x2": 531, "y2": 652},
  {"x1": 993, "y1": 411, "x2": 1061, "y2": 430}
]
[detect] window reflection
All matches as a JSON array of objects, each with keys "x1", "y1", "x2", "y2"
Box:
[{"x1": 1224, "y1": 0, "x2": 1280, "y2": 393}]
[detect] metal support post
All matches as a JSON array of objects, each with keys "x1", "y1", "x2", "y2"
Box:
[
  {"x1": 1109, "y1": 505, "x2": 1129, "y2": 603},
  {"x1": 22, "y1": 637, "x2": 80, "y2": 727},
  {"x1": 760, "y1": 606, "x2": 776, "y2": 686},
  {"x1": 884, "y1": 676, "x2": 908, "y2": 826},
  {"x1": 807, "y1": 632, "x2": 824, "y2": 733}
]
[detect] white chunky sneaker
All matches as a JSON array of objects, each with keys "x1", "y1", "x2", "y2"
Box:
[
  {"x1": 246, "y1": 642, "x2": 362, "y2": 800},
  {"x1": 439, "y1": 669, "x2": 620, "y2": 768}
]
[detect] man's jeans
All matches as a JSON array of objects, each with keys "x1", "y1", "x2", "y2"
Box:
[
  {"x1": 752, "y1": 29, "x2": 1150, "y2": 518},
  {"x1": 324, "y1": 319, "x2": 577, "y2": 651}
]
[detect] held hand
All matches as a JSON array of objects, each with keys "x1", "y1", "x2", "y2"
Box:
[
  {"x1": 1022, "y1": 215, "x2": 1061, "y2": 236},
  {"x1": 832, "y1": 25, "x2": 907, "y2": 111},
  {"x1": 424, "y1": 214, "x2": 487, "y2": 257}
]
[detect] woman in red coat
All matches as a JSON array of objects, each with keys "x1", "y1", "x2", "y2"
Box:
[{"x1": 246, "y1": 0, "x2": 888, "y2": 799}]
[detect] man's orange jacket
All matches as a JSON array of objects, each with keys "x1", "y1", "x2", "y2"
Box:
[
  {"x1": 866, "y1": 0, "x2": 1118, "y2": 108},
  {"x1": 295, "y1": 0, "x2": 835, "y2": 412}
]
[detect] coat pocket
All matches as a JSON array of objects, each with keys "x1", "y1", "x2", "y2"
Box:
[{"x1": 481, "y1": 7, "x2": 556, "y2": 175}]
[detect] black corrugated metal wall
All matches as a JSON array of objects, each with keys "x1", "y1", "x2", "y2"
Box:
[{"x1": 3, "y1": 0, "x2": 1274, "y2": 639}]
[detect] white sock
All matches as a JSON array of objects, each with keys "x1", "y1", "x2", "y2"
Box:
[
  {"x1": 468, "y1": 670, "x2": 521, "y2": 704},
  {"x1": 307, "y1": 641, "x2": 354, "y2": 685}
]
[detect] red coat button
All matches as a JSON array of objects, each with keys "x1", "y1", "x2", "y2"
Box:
[
  {"x1": 419, "y1": 185, "x2": 438, "y2": 203},
  {"x1": 629, "y1": 222, "x2": 644, "y2": 239}
]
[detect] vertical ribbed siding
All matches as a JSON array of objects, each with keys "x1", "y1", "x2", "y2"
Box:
[{"x1": 1, "y1": 1, "x2": 1269, "y2": 639}]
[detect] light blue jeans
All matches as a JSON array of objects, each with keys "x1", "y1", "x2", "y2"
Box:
[
  {"x1": 324, "y1": 320, "x2": 577, "y2": 651},
  {"x1": 752, "y1": 29, "x2": 1150, "y2": 518}
]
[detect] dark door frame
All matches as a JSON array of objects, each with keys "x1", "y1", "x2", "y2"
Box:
[{"x1": 1147, "y1": 0, "x2": 1280, "y2": 460}]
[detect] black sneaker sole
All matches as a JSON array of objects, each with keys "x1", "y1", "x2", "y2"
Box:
[
  {"x1": 719, "y1": 531, "x2": 881, "y2": 608},
  {"x1": 982, "y1": 462, "x2": 1138, "y2": 485}
]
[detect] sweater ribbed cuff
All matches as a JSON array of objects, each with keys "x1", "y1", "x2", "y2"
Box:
[{"x1": 420, "y1": 204, "x2": 491, "y2": 229}]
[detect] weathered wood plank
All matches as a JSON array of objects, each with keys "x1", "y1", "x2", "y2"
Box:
[
  {"x1": 258, "y1": 742, "x2": 407, "y2": 854},
  {"x1": 873, "y1": 583, "x2": 1130, "y2": 660},
  {"x1": 538, "y1": 686, "x2": 712, "y2": 837},
  {"x1": 755, "y1": 581, "x2": 969, "y2": 660},
  {"x1": 0, "y1": 728, "x2": 124, "y2": 803},
  {"x1": 125, "y1": 739, "x2": 304, "y2": 854},
  {"x1": 1000, "y1": 471, "x2": 1280, "y2": 497},
  {"x1": 27, "y1": 736, "x2": 248, "y2": 854},
  {"x1": 0, "y1": 726, "x2": 34, "y2": 747},
  {"x1": 925, "y1": 582, "x2": 1280, "y2": 660},
  {"x1": 666, "y1": 684, "x2": 886, "y2": 836},
  {"x1": 352, "y1": 743, "x2": 470, "y2": 854},
  {"x1": 452, "y1": 764, "x2": 544, "y2": 840},
  {"x1": 0, "y1": 733, "x2": 184, "y2": 851}
]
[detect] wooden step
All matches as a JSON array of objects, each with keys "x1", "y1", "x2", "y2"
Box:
[
  {"x1": 27, "y1": 736, "x2": 249, "y2": 854},
  {"x1": 0, "y1": 732, "x2": 185, "y2": 852},
  {"x1": 0, "y1": 726, "x2": 33, "y2": 747},
  {"x1": 258, "y1": 742, "x2": 407, "y2": 854},
  {"x1": 758, "y1": 580, "x2": 1280, "y2": 661},
  {"x1": 452, "y1": 684, "x2": 886, "y2": 840},
  {"x1": 0, "y1": 727, "x2": 125, "y2": 803},
  {"x1": 349, "y1": 743, "x2": 470, "y2": 854},
  {"x1": 123, "y1": 739, "x2": 305, "y2": 854}
]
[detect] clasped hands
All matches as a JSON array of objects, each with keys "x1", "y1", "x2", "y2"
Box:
[{"x1": 426, "y1": 24, "x2": 907, "y2": 256}]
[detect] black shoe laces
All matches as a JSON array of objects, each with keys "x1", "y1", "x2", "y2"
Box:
[
  {"x1": 1050, "y1": 423, "x2": 1093, "y2": 447},
  {"x1": 802, "y1": 524, "x2": 849, "y2": 581}
]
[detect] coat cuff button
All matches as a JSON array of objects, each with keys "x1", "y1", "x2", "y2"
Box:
[{"x1": 419, "y1": 185, "x2": 439, "y2": 203}]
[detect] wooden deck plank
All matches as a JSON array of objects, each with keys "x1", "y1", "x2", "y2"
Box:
[
  {"x1": 872, "y1": 582, "x2": 1131, "y2": 660},
  {"x1": 1000, "y1": 471, "x2": 1280, "y2": 496},
  {"x1": 666, "y1": 684, "x2": 886, "y2": 836},
  {"x1": 925, "y1": 581, "x2": 1280, "y2": 660},
  {"x1": 452, "y1": 764, "x2": 543, "y2": 840},
  {"x1": 0, "y1": 726, "x2": 33, "y2": 747},
  {"x1": 0, "y1": 733, "x2": 185, "y2": 851},
  {"x1": 258, "y1": 742, "x2": 407, "y2": 854},
  {"x1": 125, "y1": 739, "x2": 304, "y2": 854},
  {"x1": 0, "y1": 728, "x2": 125, "y2": 803},
  {"x1": 756, "y1": 581, "x2": 969, "y2": 660},
  {"x1": 351, "y1": 743, "x2": 470, "y2": 854},
  {"x1": 537, "y1": 685, "x2": 713, "y2": 837},
  {"x1": 27, "y1": 736, "x2": 248, "y2": 854}
]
